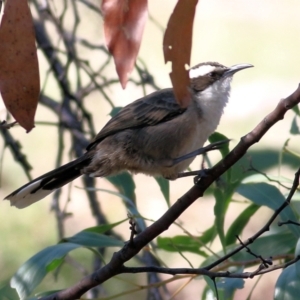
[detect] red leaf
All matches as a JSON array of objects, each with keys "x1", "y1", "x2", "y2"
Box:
[
  {"x1": 0, "y1": 0, "x2": 40, "y2": 132},
  {"x1": 163, "y1": 0, "x2": 198, "y2": 108},
  {"x1": 102, "y1": 0, "x2": 148, "y2": 89}
]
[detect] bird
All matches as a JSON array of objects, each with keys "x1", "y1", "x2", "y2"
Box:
[{"x1": 4, "y1": 62, "x2": 253, "y2": 209}]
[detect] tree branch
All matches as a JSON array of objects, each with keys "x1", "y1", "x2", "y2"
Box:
[{"x1": 40, "y1": 84, "x2": 300, "y2": 299}]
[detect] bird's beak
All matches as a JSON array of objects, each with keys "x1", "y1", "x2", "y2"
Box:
[{"x1": 224, "y1": 63, "x2": 253, "y2": 77}]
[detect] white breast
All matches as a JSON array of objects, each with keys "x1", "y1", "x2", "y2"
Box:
[{"x1": 195, "y1": 77, "x2": 231, "y2": 134}]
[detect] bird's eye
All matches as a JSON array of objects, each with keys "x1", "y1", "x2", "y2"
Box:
[{"x1": 209, "y1": 71, "x2": 217, "y2": 78}]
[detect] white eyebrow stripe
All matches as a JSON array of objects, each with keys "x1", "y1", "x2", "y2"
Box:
[{"x1": 189, "y1": 65, "x2": 215, "y2": 78}]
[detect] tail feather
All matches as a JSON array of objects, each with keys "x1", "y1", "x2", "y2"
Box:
[{"x1": 4, "y1": 155, "x2": 91, "y2": 209}]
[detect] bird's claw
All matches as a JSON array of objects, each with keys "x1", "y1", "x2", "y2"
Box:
[{"x1": 193, "y1": 169, "x2": 209, "y2": 184}]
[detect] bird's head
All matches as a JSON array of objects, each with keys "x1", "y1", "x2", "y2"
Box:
[{"x1": 189, "y1": 62, "x2": 253, "y2": 94}]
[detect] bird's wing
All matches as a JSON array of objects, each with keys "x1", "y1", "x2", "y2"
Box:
[{"x1": 87, "y1": 88, "x2": 186, "y2": 150}]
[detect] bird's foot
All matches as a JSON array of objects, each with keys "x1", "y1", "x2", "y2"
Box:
[
  {"x1": 128, "y1": 214, "x2": 138, "y2": 247},
  {"x1": 193, "y1": 169, "x2": 210, "y2": 184},
  {"x1": 176, "y1": 168, "x2": 210, "y2": 183}
]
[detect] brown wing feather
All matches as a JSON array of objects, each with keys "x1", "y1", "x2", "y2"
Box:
[{"x1": 87, "y1": 88, "x2": 186, "y2": 150}]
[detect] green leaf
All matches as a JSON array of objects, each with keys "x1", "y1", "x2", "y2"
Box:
[
  {"x1": 209, "y1": 132, "x2": 230, "y2": 158},
  {"x1": 294, "y1": 238, "x2": 300, "y2": 274},
  {"x1": 242, "y1": 174, "x2": 292, "y2": 184},
  {"x1": 106, "y1": 172, "x2": 136, "y2": 203},
  {"x1": 203, "y1": 277, "x2": 218, "y2": 299},
  {"x1": 11, "y1": 232, "x2": 123, "y2": 299},
  {"x1": 83, "y1": 220, "x2": 127, "y2": 235},
  {"x1": 45, "y1": 257, "x2": 64, "y2": 272},
  {"x1": 200, "y1": 225, "x2": 218, "y2": 245},
  {"x1": 209, "y1": 132, "x2": 231, "y2": 183},
  {"x1": 214, "y1": 189, "x2": 229, "y2": 249},
  {"x1": 274, "y1": 262, "x2": 300, "y2": 300},
  {"x1": 11, "y1": 243, "x2": 80, "y2": 299},
  {"x1": 201, "y1": 285, "x2": 214, "y2": 300},
  {"x1": 226, "y1": 203, "x2": 260, "y2": 245},
  {"x1": 239, "y1": 231, "x2": 296, "y2": 259},
  {"x1": 216, "y1": 274, "x2": 245, "y2": 300},
  {"x1": 290, "y1": 115, "x2": 300, "y2": 135},
  {"x1": 157, "y1": 226, "x2": 218, "y2": 256},
  {"x1": 0, "y1": 281, "x2": 19, "y2": 300},
  {"x1": 109, "y1": 106, "x2": 123, "y2": 117},
  {"x1": 203, "y1": 274, "x2": 244, "y2": 300},
  {"x1": 62, "y1": 231, "x2": 123, "y2": 248},
  {"x1": 202, "y1": 231, "x2": 296, "y2": 267},
  {"x1": 157, "y1": 236, "x2": 208, "y2": 256},
  {"x1": 30, "y1": 289, "x2": 62, "y2": 299},
  {"x1": 154, "y1": 177, "x2": 170, "y2": 206},
  {"x1": 292, "y1": 105, "x2": 300, "y2": 116},
  {"x1": 236, "y1": 183, "x2": 300, "y2": 238}
]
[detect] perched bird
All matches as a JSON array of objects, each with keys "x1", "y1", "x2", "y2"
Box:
[{"x1": 5, "y1": 62, "x2": 253, "y2": 208}]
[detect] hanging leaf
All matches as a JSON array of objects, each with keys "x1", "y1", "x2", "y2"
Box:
[
  {"x1": 163, "y1": 0, "x2": 198, "y2": 108},
  {"x1": 0, "y1": 0, "x2": 40, "y2": 132},
  {"x1": 102, "y1": 0, "x2": 148, "y2": 89},
  {"x1": 225, "y1": 203, "x2": 260, "y2": 245}
]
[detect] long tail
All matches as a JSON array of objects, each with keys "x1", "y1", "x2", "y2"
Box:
[{"x1": 4, "y1": 155, "x2": 91, "y2": 209}]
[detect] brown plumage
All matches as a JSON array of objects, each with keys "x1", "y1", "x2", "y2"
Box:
[{"x1": 4, "y1": 62, "x2": 253, "y2": 208}]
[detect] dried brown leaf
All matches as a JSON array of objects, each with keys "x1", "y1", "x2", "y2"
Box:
[
  {"x1": 0, "y1": 0, "x2": 40, "y2": 132},
  {"x1": 163, "y1": 0, "x2": 198, "y2": 108},
  {"x1": 102, "y1": 0, "x2": 148, "y2": 89}
]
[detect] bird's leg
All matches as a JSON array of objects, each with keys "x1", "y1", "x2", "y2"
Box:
[
  {"x1": 128, "y1": 215, "x2": 137, "y2": 247},
  {"x1": 173, "y1": 140, "x2": 230, "y2": 182},
  {"x1": 169, "y1": 139, "x2": 230, "y2": 166},
  {"x1": 177, "y1": 169, "x2": 209, "y2": 183},
  {"x1": 163, "y1": 139, "x2": 229, "y2": 181}
]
